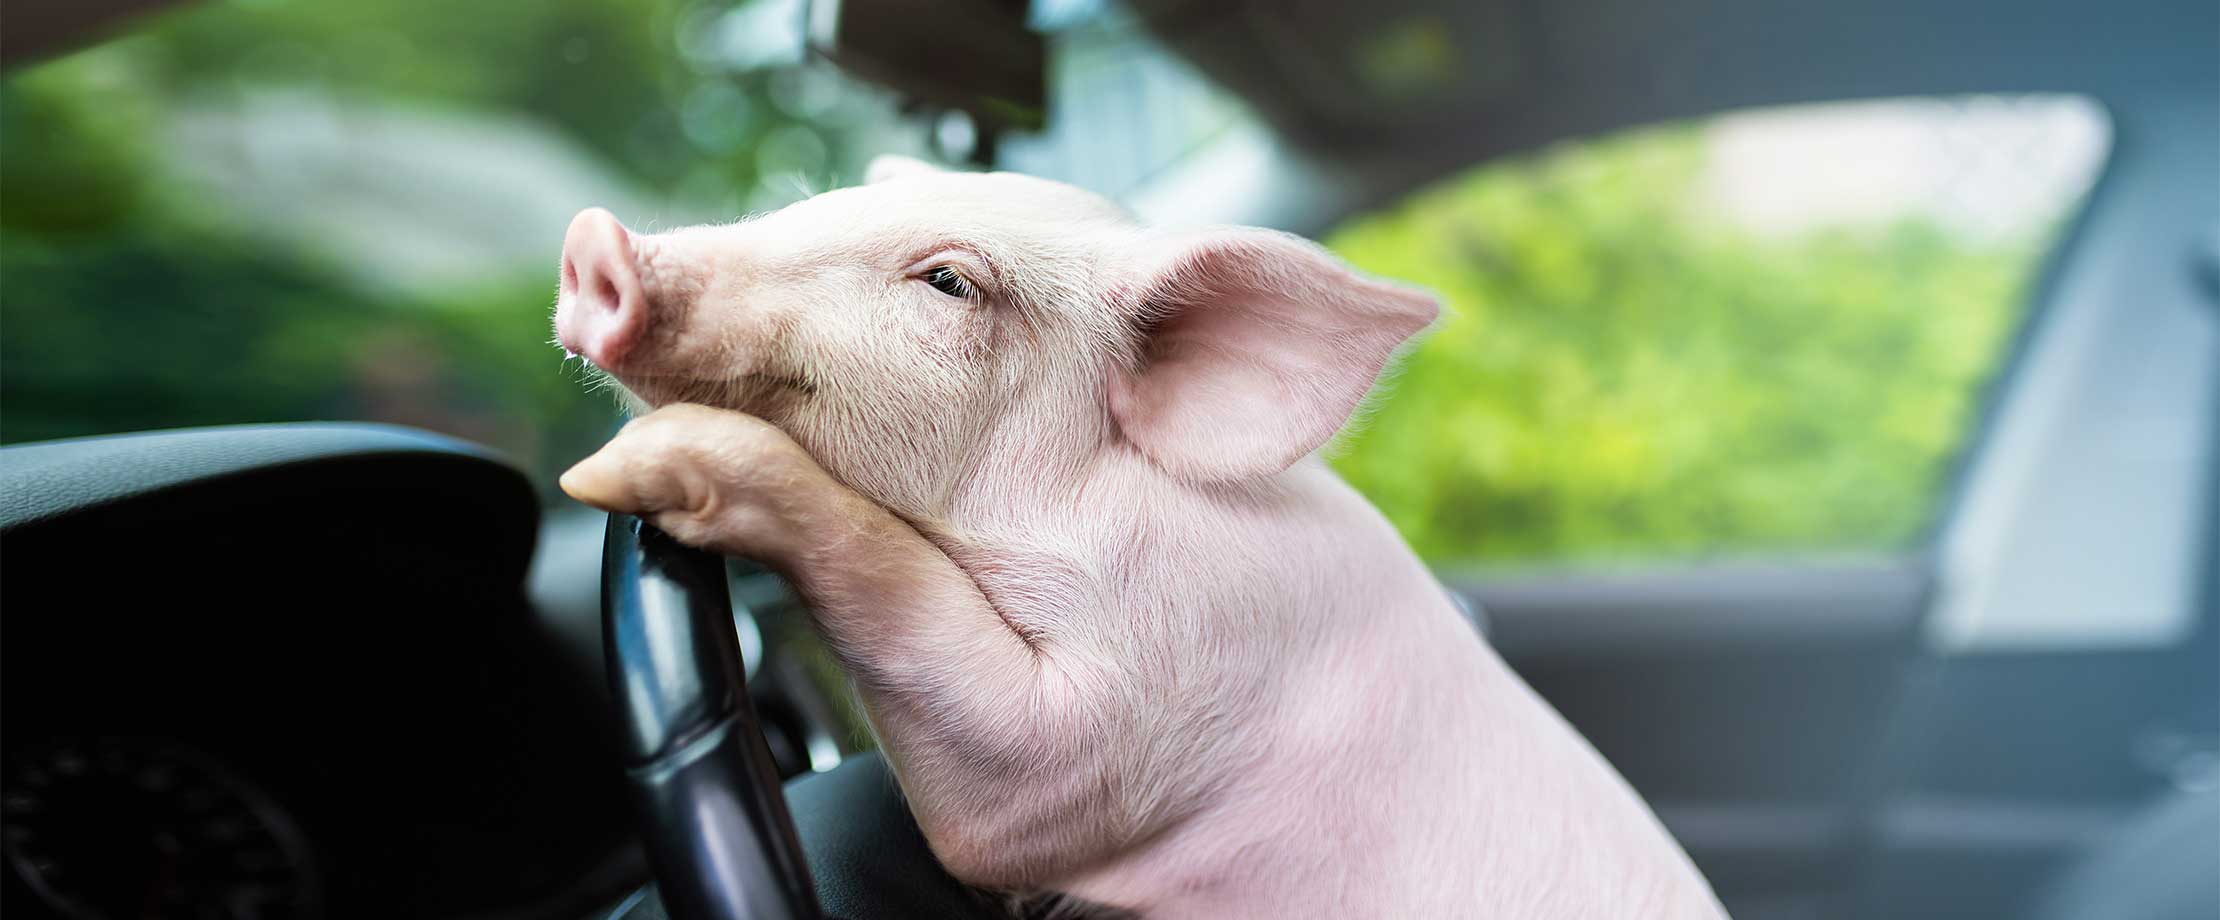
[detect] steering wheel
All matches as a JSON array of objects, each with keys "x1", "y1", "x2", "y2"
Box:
[{"x1": 599, "y1": 515, "x2": 1003, "y2": 920}]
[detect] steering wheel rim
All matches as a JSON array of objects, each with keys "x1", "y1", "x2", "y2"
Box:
[{"x1": 599, "y1": 514, "x2": 822, "y2": 920}]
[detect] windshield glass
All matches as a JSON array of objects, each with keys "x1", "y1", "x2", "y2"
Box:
[{"x1": 0, "y1": 0, "x2": 941, "y2": 487}]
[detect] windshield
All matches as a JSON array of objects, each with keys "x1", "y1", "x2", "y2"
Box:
[
  {"x1": 0, "y1": 0, "x2": 956, "y2": 487},
  {"x1": 0, "y1": 2, "x2": 2109, "y2": 573}
]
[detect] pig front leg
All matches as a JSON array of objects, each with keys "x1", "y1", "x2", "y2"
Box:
[{"x1": 561, "y1": 404, "x2": 1131, "y2": 891}]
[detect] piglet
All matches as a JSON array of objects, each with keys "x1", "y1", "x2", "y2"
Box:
[{"x1": 554, "y1": 156, "x2": 1725, "y2": 918}]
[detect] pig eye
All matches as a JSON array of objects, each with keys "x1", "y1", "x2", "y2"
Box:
[{"x1": 920, "y1": 265, "x2": 976, "y2": 300}]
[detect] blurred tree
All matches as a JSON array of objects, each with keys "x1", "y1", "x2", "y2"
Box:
[
  {"x1": 1327, "y1": 127, "x2": 2042, "y2": 566},
  {"x1": 0, "y1": 0, "x2": 876, "y2": 482}
]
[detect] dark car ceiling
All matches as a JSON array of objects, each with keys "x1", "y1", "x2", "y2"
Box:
[
  {"x1": 0, "y1": 0, "x2": 179, "y2": 68},
  {"x1": 1129, "y1": 0, "x2": 2217, "y2": 213}
]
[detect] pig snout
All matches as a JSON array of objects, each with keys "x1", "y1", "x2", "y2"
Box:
[{"x1": 556, "y1": 207, "x2": 648, "y2": 370}]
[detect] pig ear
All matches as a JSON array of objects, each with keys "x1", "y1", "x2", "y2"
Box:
[
  {"x1": 865, "y1": 154, "x2": 945, "y2": 184},
  {"x1": 1108, "y1": 227, "x2": 1439, "y2": 483}
]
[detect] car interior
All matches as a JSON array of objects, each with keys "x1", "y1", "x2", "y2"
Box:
[{"x1": 1, "y1": 0, "x2": 2214, "y2": 919}]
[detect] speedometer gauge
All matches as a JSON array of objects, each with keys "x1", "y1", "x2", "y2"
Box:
[{"x1": 3, "y1": 739, "x2": 319, "y2": 919}]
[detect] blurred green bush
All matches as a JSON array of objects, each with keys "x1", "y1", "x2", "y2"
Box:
[
  {"x1": 1328, "y1": 127, "x2": 2048, "y2": 566},
  {"x1": 0, "y1": 0, "x2": 848, "y2": 482}
]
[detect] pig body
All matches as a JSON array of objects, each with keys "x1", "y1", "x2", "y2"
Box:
[{"x1": 556, "y1": 157, "x2": 1725, "y2": 918}]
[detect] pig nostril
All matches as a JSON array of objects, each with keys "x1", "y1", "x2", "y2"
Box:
[
  {"x1": 595, "y1": 276, "x2": 622, "y2": 314},
  {"x1": 560, "y1": 255, "x2": 579, "y2": 296}
]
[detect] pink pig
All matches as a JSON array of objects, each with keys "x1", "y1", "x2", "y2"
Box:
[{"x1": 555, "y1": 155, "x2": 1724, "y2": 918}]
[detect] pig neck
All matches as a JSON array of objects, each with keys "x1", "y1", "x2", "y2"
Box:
[
  {"x1": 929, "y1": 450, "x2": 1506, "y2": 905},
  {"x1": 930, "y1": 444, "x2": 1458, "y2": 660},
  {"x1": 930, "y1": 457, "x2": 1710, "y2": 917}
]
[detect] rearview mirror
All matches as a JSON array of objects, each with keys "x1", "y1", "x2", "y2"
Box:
[{"x1": 808, "y1": 0, "x2": 1046, "y2": 159}]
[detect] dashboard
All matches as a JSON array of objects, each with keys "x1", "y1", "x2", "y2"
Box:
[{"x1": 0, "y1": 427, "x2": 643, "y2": 920}]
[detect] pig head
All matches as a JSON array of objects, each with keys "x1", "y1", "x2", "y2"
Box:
[
  {"x1": 555, "y1": 157, "x2": 1724, "y2": 918},
  {"x1": 555, "y1": 155, "x2": 1427, "y2": 513}
]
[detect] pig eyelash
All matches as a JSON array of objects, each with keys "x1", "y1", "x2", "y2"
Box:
[{"x1": 919, "y1": 264, "x2": 979, "y2": 301}]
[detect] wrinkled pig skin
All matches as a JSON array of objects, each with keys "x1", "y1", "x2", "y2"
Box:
[{"x1": 553, "y1": 155, "x2": 1725, "y2": 919}]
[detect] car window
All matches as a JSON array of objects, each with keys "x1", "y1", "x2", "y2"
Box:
[{"x1": 1326, "y1": 97, "x2": 2109, "y2": 567}]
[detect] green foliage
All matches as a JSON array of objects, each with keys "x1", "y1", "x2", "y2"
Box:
[
  {"x1": 45, "y1": 0, "x2": 701, "y2": 186},
  {"x1": 1327, "y1": 127, "x2": 2045, "y2": 566},
  {"x1": 0, "y1": 70, "x2": 153, "y2": 234},
  {"x1": 0, "y1": 0, "x2": 855, "y2": 486}
]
